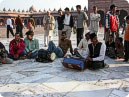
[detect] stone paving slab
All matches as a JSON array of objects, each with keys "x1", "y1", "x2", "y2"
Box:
[{"x1": 0, "y1": 31, "x2": 129, "y2": 97}]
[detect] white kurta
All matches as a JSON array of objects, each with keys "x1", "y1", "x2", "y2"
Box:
[
  {"x1": 89, "y1": 13, "x2": 100, "y2": 34},
  {"x1": 77, "y1": 39, "x2": 91, "y2": 57},
  {"x1": 43, "y1": 15, "x2": 55, "y2": 37}
]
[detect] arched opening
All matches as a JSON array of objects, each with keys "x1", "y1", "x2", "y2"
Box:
[
  {"x1": 24, "y1": 19, "x2": 28, "y2": 26},
  {"x1": 37, "y1": 19, "x2": 40, "y2": 25},
  {"x1": 98, "y1": 10, "x2": 105, "y2": 26},
  {"x1": 0, "y1": 19, "x2": 4, "y2": 25},
  {"x1": 11, "y1": 19, "x2": 15, "y2": 25},
  {"x1": 119, "y1": 10, "x2": 128, "y2": 26}
]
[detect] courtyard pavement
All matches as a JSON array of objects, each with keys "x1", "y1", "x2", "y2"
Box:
[{"x1": 0, "y1": 28, "x2": 129, "y2": 97}]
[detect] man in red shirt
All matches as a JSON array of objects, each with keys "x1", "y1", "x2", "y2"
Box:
[{"x1": 9, "y1": 33, "x2": 25, "y2": 60}]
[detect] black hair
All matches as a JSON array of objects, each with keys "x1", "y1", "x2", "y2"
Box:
[
  {"x1": 15, "y1": 32, "x2": 20, "y2": 35},
  {"x1": 90, "y1": 33, "x2": 97, "y2": 40},
  {"x1": 76, "y1": 5, "x2": 81, "y2": 9},
  {"x1": 62, "y1": 31, "x2": 66, "y2": 35},
  {"x1": 64, "y1": 7, "x2": 70, "y2": 11},
  {"x1": 116, "y1": 10, "x2": 120, "y2": 13},
  {"x1": 110, "y1": 4, "x2": 116, "y2": 10},
  {"x1": 26, "y1": 30, "x2": 34, "y2": 36},
  {"x1": 93, "y1": 6, "x2": 97, "y2": 9},
  {"x1": 126, "y1": 16, "x2": 129, "y2": 20},
  {"x1": 58, "y1": 9, "x2": 62, "y2": 12},
  {"x1": 117, "y1": 37, "x2": 123, "y2": 43}
]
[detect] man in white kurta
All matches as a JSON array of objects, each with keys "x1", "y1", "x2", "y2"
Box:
[
  {"x1": 43, "y1": 11, "x2": 55, "y2": 47},
  {"x1": 89, "y1": 6, "x2": 100, "y2": 34},
  {"x1": 74, "y1": 30, "x2": 91, "y2": 57}
]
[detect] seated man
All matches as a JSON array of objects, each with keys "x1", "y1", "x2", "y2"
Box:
[
  {"x1": 106, "y1": 35, "x2": 115, "y2": 58},
  {"x1": 83, "y1": 33, "x2": 106, "y2": 70},
  {"x1": 74, "y1": 30, "x2": 91, "y2": 57},
  {"x1": 24, "y1": 31, "x2": 39, "y2": 59},
  {"x1": 115, "y1": 37, "x2": 124, "y2": 59},
  {"x1": 9, "y1": 33, "x2": 25, "y2": 60},
  {"x1": 0, "y1": 42, "x2": 13, "y2": 64},
  {"x1": 48, "y1": 31, "x2": 73, "y2": 57}
]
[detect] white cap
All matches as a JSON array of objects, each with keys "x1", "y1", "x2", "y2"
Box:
[{"x1": 85, "y1": 30, "x2": 90, "y2": 35}]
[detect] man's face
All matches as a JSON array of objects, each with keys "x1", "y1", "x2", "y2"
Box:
[
  {"x1": 47, "y1": 12, "x2": 51, "y2": 16},
  {"x1": 61, "y1": 34, "x2": 66, "y2": 40},
  {"x1": 85, "y1": 33, "x2": 90, "y2": 40},
  {"x1": 76, "y1": 7, "x2": 81, "y2": 12},
  {"x1": 109, "y1": 36, "x2": 113, "y2": 42},
  {"x1": 15, "y1": 34, "x2": 20, "y2": 41},
  {"x1": 28, "y1": 34, "x2": 33, "y2": 40},
  {"x1": 116, "y1": 12, "x2": 120, "y2": 15},
  {"x1": 93, "y1": 8, "x2": 97, "y2": 13},
  {"x1": 126, "y1": 19, "x2": 129, "y2": 24},
  {"x1": 65, "y1": 10, "x2": 69, "y2": 15},
  {"x1": 112, "y1": 7, "x2": 117, "y2": 13},
  {"x1": 91, "y1": 37, "x2": 98, "y2": 45},
  {"x1": 58, "y1": 11, "x2": 62, "y2": 16}
]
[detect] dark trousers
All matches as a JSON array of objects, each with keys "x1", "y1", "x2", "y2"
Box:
[
  {"x1": 87, "y1": 61, "x2": 104, "y2": 70},
  {"x1": 124, "y1": 40, "x2": 129, "y2": 60},
  {"x1": 16, "y1": 25, "x2": 23, "y2": 38},
  {"x1": 9, "y1": 50, "x2": 26, "y2": 60},
  {"x1": 76, "y1": 28, "x2": 84, "y2": 46},
  {"x1": 7, "y1": 25, "x2": 14, "y2": 38}
]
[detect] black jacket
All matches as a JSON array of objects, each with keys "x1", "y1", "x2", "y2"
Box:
[
  {"x1": 62, "y1": 14, "x2": 74, "y2": 28},
  {"x1": 57, "y1": 16, "x2": 64, "y2": 30}
]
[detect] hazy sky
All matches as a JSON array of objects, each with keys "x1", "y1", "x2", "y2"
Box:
[{"x1": 0, "y1": 0, "x2": 88, "y2": 11}]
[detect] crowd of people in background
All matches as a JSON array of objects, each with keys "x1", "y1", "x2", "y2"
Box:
[{"x1": 0, "y1": 4, "x2": 129, "y2": 70}]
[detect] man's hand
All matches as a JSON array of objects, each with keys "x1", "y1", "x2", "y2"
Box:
[
  {"x1": 14, "y1": 54, "x2": 19, "y2": 59},
  {"x1": 27, "y1": 51, "x2": 32, "y2": 57},
  {"x1": 87, "y1": 57, "x2": 93, "y2": 61},
  {"x1": 0, "y1": 58, "x2": 6, "y2": 64}
]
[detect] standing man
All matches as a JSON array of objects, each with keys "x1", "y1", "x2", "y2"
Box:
[
  {"x1": 105, "y1": 4, "x2": 118, "y2": 42},
  {"x1": 43, "y1": 11, "x2": 55, "y2": 47},
  {"x1": 15, "y1": 15, "x2": 24, "y2": 38},
  {"x1": 56, "y1": 9, "x2": 64, "y2": 44},
  {"x1": 89, "y1": 6, "x2": 100, "y2": 34},
  {"x1": 62, "y1": 7, "x2": 74, "y2": 40},
  {"x1": 28, "y1": 15, "x2": 35, "y2": 30},
  {"x1": 76, "y1": 5, "x2": 88, "y2": 46},
  {"x1": 6, "y1": 17, "x2": 14, "y2": 38}
]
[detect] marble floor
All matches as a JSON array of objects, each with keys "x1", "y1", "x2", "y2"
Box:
[{"x1": 0, "y1": 31, "x2": 129, "y2": 97}]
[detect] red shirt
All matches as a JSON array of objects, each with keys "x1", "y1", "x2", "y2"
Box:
[{"x1": 9, "y1": 39, "x2": 25, "y2": 56}]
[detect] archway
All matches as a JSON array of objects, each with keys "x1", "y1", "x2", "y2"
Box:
[
  {"x1": 0, "y1": 19, "x2": 4, "y2": 25},
  {"x1": 119, "y1": 10, "x2": 128, "y2": 26},
  {"x1": 11, "y1": 19, "x2": 15, "y2": 25},
  {"x1": 98, "y1": 10, "x2": 105, "y2": 26},
  {"x1": 24, "y1": 19, "x2": 28, "y2": 26},
  {"x1": 37, "y1": 19, "x2": 40, "y2": 25}
]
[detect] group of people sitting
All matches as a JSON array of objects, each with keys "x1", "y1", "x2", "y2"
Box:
[
  {"x1": 106, "y1": 35, "x2": 124, "y2": 59},
  {"x1": 0, "y1": 28, "x2": 107, "y2": 70}
]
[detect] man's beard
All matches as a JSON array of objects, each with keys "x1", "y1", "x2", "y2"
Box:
[{"x1": 61, "y1": 39, "x2": 65, "y2": 41}]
